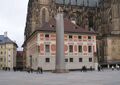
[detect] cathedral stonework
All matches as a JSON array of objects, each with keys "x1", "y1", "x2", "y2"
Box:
[
  {"x1": 25, "y1": 0, "x2": 97, "y2": 40},
  {"x1": 97, "y1": 0, "x2": 120, "y2": 65},
  {"x1": 24, "y1": 0, "x2": 120, "y2": 66}
]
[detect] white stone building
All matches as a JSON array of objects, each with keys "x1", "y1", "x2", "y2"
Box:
[
  {"x1": 23, "y1": 19, "x2": 97, "y2": 71},
  {"x1": 0, "y1": 32, "x2": 17, "y2": 70}
]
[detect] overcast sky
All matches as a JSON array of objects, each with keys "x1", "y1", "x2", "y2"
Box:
[
  {"x1": 0, "y1": 0, "x2": 98, "y2": 51},
  {"x1": 0, "y1": 0, "x2": 29, "y2": 50}
]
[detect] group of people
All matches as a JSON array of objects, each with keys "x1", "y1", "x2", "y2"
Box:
[
  {"x1": 2, "y1": 67, "x2": 11, "y2": 71},
  {"x1": 81, "y1": 66, "x2": 94, "y2": 72},
  {"x1": 111, "y1": 65, "x2": 120, "y2": 71},
  {"x1": 98, "y1": 65, "x2": 103, "y2": 72},
  {"x1": 98, "y1": 64, "x2": 120, "y2": 71},
  {"x1": 81, "y1": 64, "x2": 120, "y2": 72},
  {"x1": 26, "y1": 67, "x2": 43, "y2": 74},
  {"x1": 1, "y1": 64, "x2": 120, "y2": 73},
  {"x1": 37, "y1": 67, "x2": 43, "y2": 74}
]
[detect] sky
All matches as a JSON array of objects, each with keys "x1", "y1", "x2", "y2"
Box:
[
  {"x1": 0, "y1": 0, "x2": 29, "y2": 50},
  {"x1": 0, "y1": 0, "x2": 98, "y2": 51}
]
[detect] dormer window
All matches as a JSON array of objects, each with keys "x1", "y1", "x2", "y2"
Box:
[{"x1": 45, "y1": 34, "x2": 49, "y2": 38}]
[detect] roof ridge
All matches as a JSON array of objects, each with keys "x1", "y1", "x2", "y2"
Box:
[{"x1": 36, "y1": 17, "x2": 96, "y2": 34}]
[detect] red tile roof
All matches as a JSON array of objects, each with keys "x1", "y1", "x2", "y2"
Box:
[{"x1": 37, "y1": 18, "x2": 96, "y2": 34}]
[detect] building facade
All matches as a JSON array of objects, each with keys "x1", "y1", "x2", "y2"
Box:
[
  {"x1": 24, "y1": 0, "x2": 120, "y2": 69},
  {"x1": 24, "y1": 19, "x2": 97, "y2": 70},
  {"x1": 0, "y1": 32, "x2": 17, "y2": 70},
  {"x1": 16, "y1": 51, "x2": 25, "y2": 70},
  {"x1": 24, "y1": 0, "x2": 98, "y2": 40},
  {"x1": 96, "y1": 0, "x2": 120, "y2": 65}
]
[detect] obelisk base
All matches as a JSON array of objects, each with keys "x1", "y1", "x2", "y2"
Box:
[{"x1": 53, "y1": 69, "x2": 69, "y2": 73}]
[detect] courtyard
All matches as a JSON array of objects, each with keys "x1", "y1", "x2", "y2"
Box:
[{"x1": 0, "y1": 70, "x2": 120, "y2": 85}]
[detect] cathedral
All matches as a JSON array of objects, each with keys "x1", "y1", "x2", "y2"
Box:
[{"x1": 23, "y1": 0, "x2": 120, "y2": 70}]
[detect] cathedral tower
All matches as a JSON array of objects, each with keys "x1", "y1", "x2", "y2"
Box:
[
  {"x1": 97, "y1": 0, "x2": 120, "y2": 64},
  {"x1": 25, "y1": 0, "x2": 55, "y2": 40}
]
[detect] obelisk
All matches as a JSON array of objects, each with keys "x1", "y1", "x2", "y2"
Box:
[{"x1": 54, "y1": 11, "x2": 68, "y2": 73}]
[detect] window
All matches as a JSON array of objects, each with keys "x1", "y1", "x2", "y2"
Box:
[
  {"x1": 42, "y1": 8, "x2": 46, "y2": 24},
  {"x1": 79, "y1": 58, "x2": 82, "y2": 62},
  {"x1": 70, "y1": 58, "x2": 73, "y2": 62},
  {"x1": 69, "y1": 35, "x2": 73, "y2": 39},
  {"x1": 89, "y1": 58, "x2": 92, "y2": 62},
  {"x1": 45, "y1": 45, "x2": 50, "y2": 53},
  {"x1": 88, "y1": 36, "x2": 91, "y2": 39},
  {"x1": 78, "y1": 36, "x2": 82, "y2": 39},
  {"x1": 45, "y1": 58, "x2": 50, "y2": 63},
  {"x1": 69, "y1": 45, "x2": 73, "y2": 53},
  {"x1": 88, "y1": 46, "x2": 92, "y2": 53},
  {"x1": 65, "y1": 59, "x2": 68, "y2": 62},
  {"x1": 1, "y1": 51, "x2": 3, "y2": 54},
  {"x1": 78, "y1": 45, "x2": 82, "y2": 52},
  {"x1": 0, "y1": 64, "x2": 2, "y2": 68},
  {"x1": 45, "y1": 34, "x2": 49, "y2": 38},
  {"x1": 0, "y1": 58, "x2": 3, "y2": 62}
]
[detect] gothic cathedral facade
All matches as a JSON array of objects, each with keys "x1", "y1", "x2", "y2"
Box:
[{"x1": 24, "y1": 0, "x2": 120, "y2": 67}]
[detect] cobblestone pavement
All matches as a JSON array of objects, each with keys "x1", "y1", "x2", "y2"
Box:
[{"x1": 0, "y1": 70, "x2": 120, "y2": 85}]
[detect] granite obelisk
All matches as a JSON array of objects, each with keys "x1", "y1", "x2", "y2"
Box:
[{"x1": 54, "y1": 12, "x2": 67, "y2": 73}]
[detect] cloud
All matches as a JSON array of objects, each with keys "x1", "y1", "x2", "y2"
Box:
[
  {"x1": 0, "y1": 0, "x2": 99, "y2": 51},
  {"x1": 0, "y1": 0, "x2": 29, "y2": 50}
]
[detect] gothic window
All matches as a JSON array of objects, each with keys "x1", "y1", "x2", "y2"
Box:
[
  {"x1": 42, "y1": 8, "x2": 46, "y2": 24},
  {"x1": 88, "y1": 16, "x2": 93, "y2": 28},
  {"x1": 112, "y1": 4, "x2": 119, "y2": 18},
  {"x1": 40, "y1": 7, "x2": 49, "y2": 25}
]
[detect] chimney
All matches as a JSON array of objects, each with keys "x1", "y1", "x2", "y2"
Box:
[
  {"x1": 71, "y1": 20, "x2": 76, "y2": 24},
  {"x1": 4, "y1": 32, "x2": 7, "y2": 37}
]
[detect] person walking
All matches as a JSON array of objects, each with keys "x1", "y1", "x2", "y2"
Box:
[
  {"x1": 98, "y1": 65, "x2": 101, "y2": 72},
  {"x1": 111, "y1": 66, "x2": 114, "y2": 71},
  {"x1": 116, "y1": 65, "x2": 120, "y2": 70},
  {"x1": 40, "y1": 67, "x2": 43, "y2": 74}
]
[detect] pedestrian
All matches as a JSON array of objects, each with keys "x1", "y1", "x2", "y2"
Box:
[
  {"x1": 37, "y1": 67, "x2": 40, "y2": 74},
  {"x1": 98, "y1": 65, "x2": 101, "y2": 72},
  {"x1": 111, "y1": 66, "x2": 114, "y2": 71},
  {"x1": 40, "y1": 67, "x2": 43, "y2": 74},
  {"x1": 90, "y1": 66, "x2": 93, "y2": 71},
  {"x1": 116, "y1": 65, "x2": 120, "y2": 70}
]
